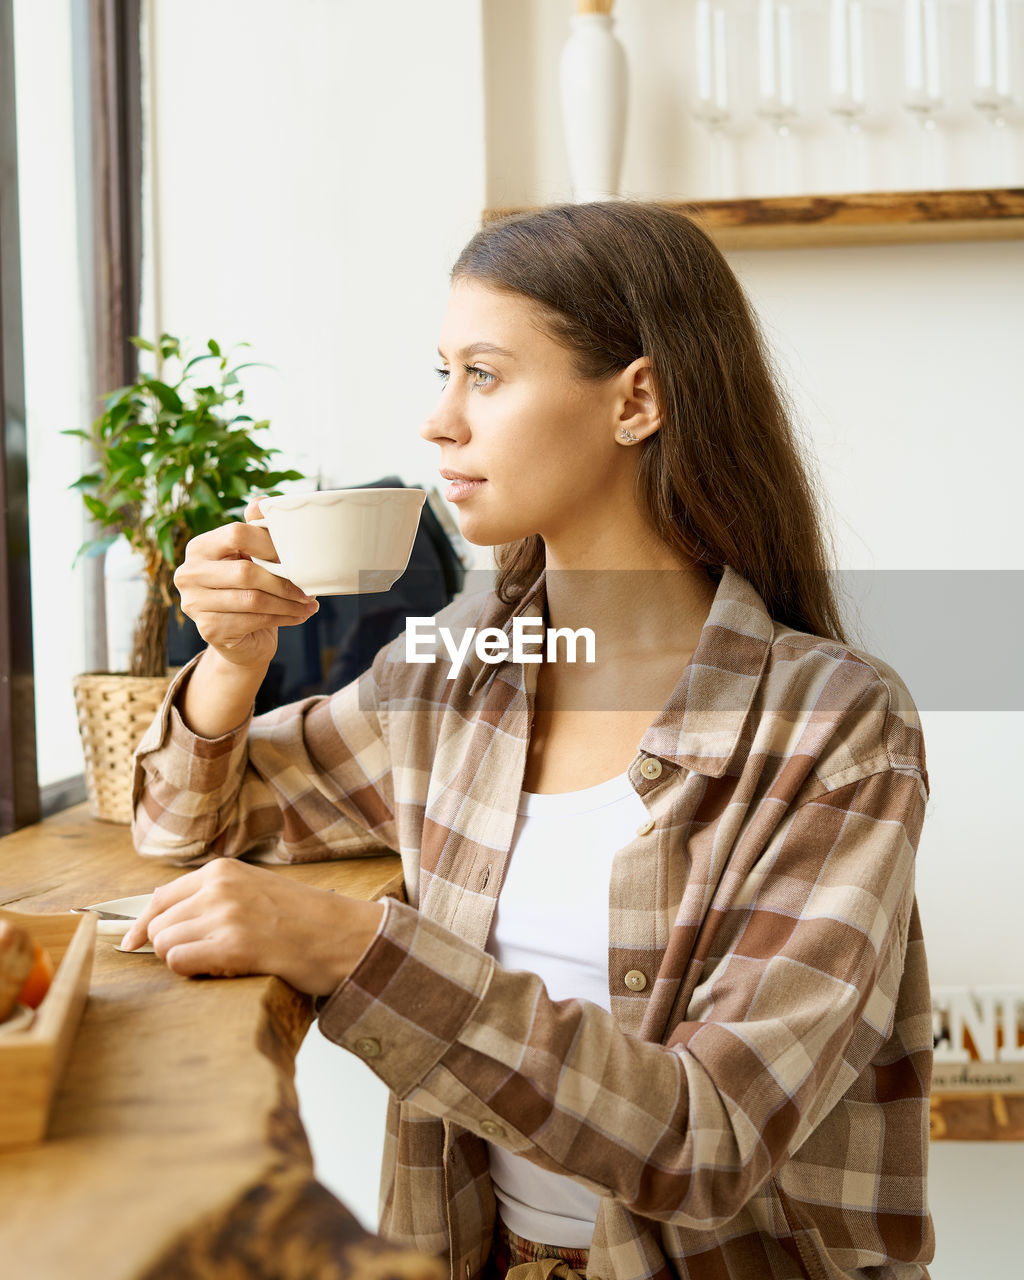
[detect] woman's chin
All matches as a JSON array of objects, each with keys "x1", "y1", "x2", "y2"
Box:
[{"x1": 455, "y1": 513, "x2": 536, "y2": 549}]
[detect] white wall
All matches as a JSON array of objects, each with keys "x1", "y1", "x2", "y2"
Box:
[
  {"x1": 143, "y1": 0, "x2": 1024, "y2": 1269},
  {"x1": 143, "y1": 0, "x2": 486, "y2": 499}
]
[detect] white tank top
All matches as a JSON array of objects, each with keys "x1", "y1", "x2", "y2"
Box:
[{"x1": 484, "y1": 772, "x2": 650, "y2": 1248}]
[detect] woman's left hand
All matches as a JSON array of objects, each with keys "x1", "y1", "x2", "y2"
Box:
[{"x1": 119, "y1": 859, "x2": 386, "y2": 997}]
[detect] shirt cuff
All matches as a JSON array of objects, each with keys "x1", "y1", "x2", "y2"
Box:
[
  {"x1": 315, "y1": 898, "x2": 495, "y2": 1097},
  {"x1": 131, "y1": 654, "x2": 255, "y2": 860},
  {"x1": 134, "y1": 654, "x2": 252, "y2": 782}
]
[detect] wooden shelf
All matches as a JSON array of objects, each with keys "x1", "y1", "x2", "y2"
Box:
[
  {"x1": 484, "y1": 187, "x2": 1024, "y2": 250},
  {"x1": 928, "y1": 1055, "x2": 1024, "y2": 1140},
  {"x1": 930, "y1": 1093, "x2": 1024, "y2": 1142}
]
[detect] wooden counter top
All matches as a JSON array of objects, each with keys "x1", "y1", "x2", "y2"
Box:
[{"x1": 0, "y1": 804, "x2": 443, "y2": 1280}]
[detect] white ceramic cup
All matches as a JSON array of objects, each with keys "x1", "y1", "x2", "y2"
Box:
[{"x1": 250, "y1": 488, "x2": 426, "y2": 596}]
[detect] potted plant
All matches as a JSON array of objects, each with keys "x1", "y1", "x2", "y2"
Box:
[{"x1": 67, "y1": 333, "x2": 304, "y2": 822}]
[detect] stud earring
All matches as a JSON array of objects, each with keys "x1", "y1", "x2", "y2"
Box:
[{"x1": 618, "y1": 428, "x2": 639, "y2": 444}]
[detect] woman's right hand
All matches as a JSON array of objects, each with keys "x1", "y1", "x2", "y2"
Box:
[{"x1": 174, "y1": 502, "x2": 319, "y2": 673}]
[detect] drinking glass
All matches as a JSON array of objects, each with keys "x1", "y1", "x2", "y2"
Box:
[
  {"x1": 756, "y1": 0, "x2": 803, "y2": 193},
  {"x1": 694, "y1": 0, "x2": 738, "y2": 196},
  {"x1": 828, "y1": 0, "x2": 871, "y2": 188},
  {"x1": 902, "y1": 0, "x2": 947, "y2": 186},
  {"x1": 971, "y1": 0, "x2": 1019, "y2": 183}
]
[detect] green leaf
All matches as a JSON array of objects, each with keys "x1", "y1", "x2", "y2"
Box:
[
  {"x1": 82, "y1": 494, "x2": 112, "y2": 522},
  {"x1": 156, "y1": 524, "x2": 177, "y2": 567},
  {"x1": 129, "y1": 336, "x2": 155, "y2": 352},
  {"x1": 103, "y1": 488, "x2": 139, "y2": 511},
  {"x1": 69, "y1": 473, "x2": 102, "y2": 490},
  {"x1": 208, "y1": 338, "x2": 221, "y2": 357},
  {"x1": 107, "y1": 446, "x2": 145, "y2": 476},
  {"x1": 183, "y1": 353, "x2": 219, "y2": 375},
  {"x1": 142, "y1": 379, "x2": 184, "y2": 414},
  {"x1": 104, "y1": 385, "x2": 136, "y2": 411},
  {"x1": 190, "y1": 387, "x2": 227, "y2": 409},
  {"x1": 224, "y1": 362, "x2": 272, "y2": 387},
  {"x1": 105, "y1": 401, "x2": 137, "y2": 435},
  {"x1": 262, "y1": 469, "x2": 305, "y2": 485},
  {"x1": 157, "y1": 464, "x2": 188, "y2": 505},
  {"x1": 220, "y1": 444, "x2": 259, "y2": 468},
  {"x1": 222, "y1": 429, "x2": 263, "y2": 449},
  {"x1": 169, "y1": 422, "x2": 197, "y2": 445},
  {"x1": 120, "y1": 423, "x2": 155, "y2": 445},
  {"x1": 189, "y1": 425, "x2": 228, "y2": 450},
  {"x1": 192, "y1": 477, "x2": 221, "y2": 511},
  {"x1": 152, "y1": 511, "x2": 181, "y2": 537},
  {"x1": 72, "y1": 535, "x2": 119, "y2": 566},
  {"x1": 105, "y1": 468, "x2": 144, "y2": 498},
  {"x1": 61, "y1": 428, "x2": 92, "y2": 441},
  {"x1": 145, "y1": 443, "x2": 183, "y2": 476},
  {"x1": 181, "y1": 505, "x2": 206, "y2": 536},
  {"x1": 159, "y1": 335, "x2": 181, "y2": 360}
]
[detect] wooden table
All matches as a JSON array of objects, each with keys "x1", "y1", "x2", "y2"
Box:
[{"x1": 0, "y1": 804, "x2": 444, "y2": 1280}]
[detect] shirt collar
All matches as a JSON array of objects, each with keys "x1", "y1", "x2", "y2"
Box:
[
  {"x1": 467, "y1": 565, "x2": 774, "y2": 778},
  {"x1": 640, "y1": 565, "x2": 774, "y2": 777},
  {"x1": 467, "y1": 570, "x2": 548, "y2": 697}
]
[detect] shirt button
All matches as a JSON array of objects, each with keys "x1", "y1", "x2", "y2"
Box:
[
  {"x1": 624, "y1": 970, "x2": 648, "y2": 992},
  {"x1": 480, "y1": 1119, "x2": 506, "y2": 1138},
  {"x1": 636, "y1": 818, "x2": 655, "y2": 836},
  {"x1": 354, "y1": 1037, "x2": 382, "y2": 1059},
  {"x1": 639, "y1": 758, "x2": 663, "y2": 780}
]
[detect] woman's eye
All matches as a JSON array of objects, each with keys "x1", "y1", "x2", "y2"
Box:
[
  {"x1": 433, "y1": 364, "x2": 495, "y2": 389},
  {"x1": 465, "y1": 364, "x2": 495, "y2": 388}
]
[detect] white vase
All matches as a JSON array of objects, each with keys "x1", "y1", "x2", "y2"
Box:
[
  {"x1": 104, "y1": 539, "x2": 148, "y2": 672},
  {"x1": 559, "y1": 13, "x2": 628, "y2": 202}
]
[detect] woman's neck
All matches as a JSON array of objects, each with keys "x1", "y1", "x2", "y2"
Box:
[{"x1": 541, "y1": 525, "x2": 717, "y2": 662}]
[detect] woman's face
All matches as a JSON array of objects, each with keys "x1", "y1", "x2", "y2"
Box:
[{"x1": 421, "y1": 278, "x2": 644, "y2": 552}]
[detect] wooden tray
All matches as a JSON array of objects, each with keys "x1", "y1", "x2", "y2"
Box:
[{"x1": 0, "y1": 909, "x2": 97, "y2": 1149}]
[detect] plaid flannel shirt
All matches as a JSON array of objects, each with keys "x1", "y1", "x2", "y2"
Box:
[{"x1": 133, "y1": 566, "x2": 933, "y2": 1280}]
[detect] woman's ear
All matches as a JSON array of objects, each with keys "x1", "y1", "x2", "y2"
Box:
[{"x1": 614, "y1": 357, "x2": 661, "y2": 446}]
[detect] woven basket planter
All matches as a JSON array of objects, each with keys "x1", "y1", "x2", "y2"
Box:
[{"x1": 72, "y1": 672, "x2": 177, "y2": 824}]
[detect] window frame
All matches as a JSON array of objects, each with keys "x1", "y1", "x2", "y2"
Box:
[
  {"x1": 0, "y1": 0, "x2": 142, "y2": 834},
  {"x1": 0, "y1": 0, "x2": 40, "y2": 835}
]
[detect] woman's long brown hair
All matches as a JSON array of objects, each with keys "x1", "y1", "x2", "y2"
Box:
[{"x1": 452, "y1": 201, "x2": 849, "y2": 645}]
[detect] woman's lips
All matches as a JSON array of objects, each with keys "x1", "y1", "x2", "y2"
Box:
[
  {"x1": 445, "y1": 478, "x2": 486, "y2": 503},
  {"x1": 441, "y1": 470, "x2": 486, "y2": 503}
]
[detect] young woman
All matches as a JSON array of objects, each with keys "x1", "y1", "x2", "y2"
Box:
[{"x1": 124, "y1": 203, "x2": 933, "y2": 1280}]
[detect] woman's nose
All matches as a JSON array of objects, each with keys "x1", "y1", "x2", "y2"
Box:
[{"x1": 420, "y1": 392, "x2": 466, "y2": 446}]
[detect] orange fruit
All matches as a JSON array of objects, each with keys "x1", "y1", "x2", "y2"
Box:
[{"x1": 18, "y1": 941, "x2": 54, "y2": 1009}]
